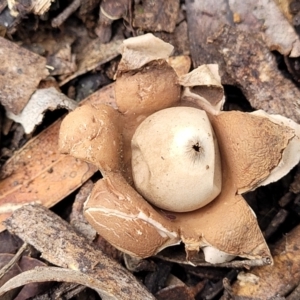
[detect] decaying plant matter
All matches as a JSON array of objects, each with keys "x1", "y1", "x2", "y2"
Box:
[{"x1": 59, "y1": 34, "x2": 300, "y2": 265}]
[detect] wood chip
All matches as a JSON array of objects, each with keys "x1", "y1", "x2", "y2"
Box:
[{"x1": 1, "y1": 204, "x2": 155, "y2": 300}]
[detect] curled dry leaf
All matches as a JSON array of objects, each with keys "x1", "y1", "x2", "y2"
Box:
[
  {"x1": 7, "y1": 87, "x2": 78, "y2": 134},
  {"x1": 59, "y1": 34, "x2": 300, "y2": 265},
  {"x1": 117, "y1": 33, "x2": 174, "y2": 72},
  {"x1": 0, "y1": 266, "x2": 154, "y2": 300}
]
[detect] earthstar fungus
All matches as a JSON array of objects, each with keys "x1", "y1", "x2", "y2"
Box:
[{"x1": 59, "y1": 34, "x2": 300, "y2": 265}]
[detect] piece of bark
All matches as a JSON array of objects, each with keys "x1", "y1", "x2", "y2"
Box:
[
  {"x1": 133, "y1": 0, "x2": 180, "y2": 33},
  {"x1": 185, "y1": 1, "x2": 300, "y2": 123},
  {"x1": 185, "y1": 0, "x2": 300, "y2": 69},
  {"x1": 1, "y1": 204, "x2": 155, "y2": 300},
  {"x1": 0, "y1": 6, "x2": 19, "y2": 35},
  {"x1": 123, "y1": 254, "x2": 156, "y2": 273},
  {"x1": 279, "y1": 191, "x2": 295, "y2": 207},
  {"x1": 0, "y1": 37, "x2": 48, "y2": 114},
  {"x1": 75, "y1": 73, "x2": 111, "y2": 101},
  {"x1": 199, "y1": 269, "x2": 238, "y2": 300},
  {"x1": 287, "y1": 282, "x2": 300, "y2": 300},
  {"x1": 0, "y1": 84, "x2": 116, "y2": 233},
  {"x1": 185, "y1": 0, "x2": 233, "y2": 82},
  {"x1": 144, "y1": 262, "x2": 172, "y2": 294},
  {"x1": 229, "y1": 224, "x2": 300, "y2": 298},
  {"x1": 212, "y1": 25, "x2": 300, "y2": 123},
  {"x1": 78, "y1": 0, "x2": 100, "y2": 18},
  {"x1": 228, "y1": 0, "x2": 300, "y2": 57}
]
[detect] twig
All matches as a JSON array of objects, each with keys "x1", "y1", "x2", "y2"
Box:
[
  {"x1": 52, "y1": 0, "x2": 81, "y2": 28},
  {"x1": 0, "y1": 242, "x2": 28, "y2": 279}
]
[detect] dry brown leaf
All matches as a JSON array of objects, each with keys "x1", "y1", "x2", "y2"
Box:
[
  {"x1": 6, "y1": 87, "x2": 78, "y2": 134},
  {"x1": 1, "y1": 204, "x2": 155, "y2": 300},
  {"x1": 0, "y1": 84, "x2": 116, "y2": 232},
  {"x1": 0, "y1": 37, "x2": 49, "y2": 114},
  {"x1": 229, "y1": 224, "x2": 300, "y2": 298}
]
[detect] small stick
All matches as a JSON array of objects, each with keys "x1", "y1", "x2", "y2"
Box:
[
  {"x1": 0, "y1": 242, "x2": 28, "y2": 279},
  {"x1": 52, "y1": 0, "x2": 81, "y2": 28}
]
